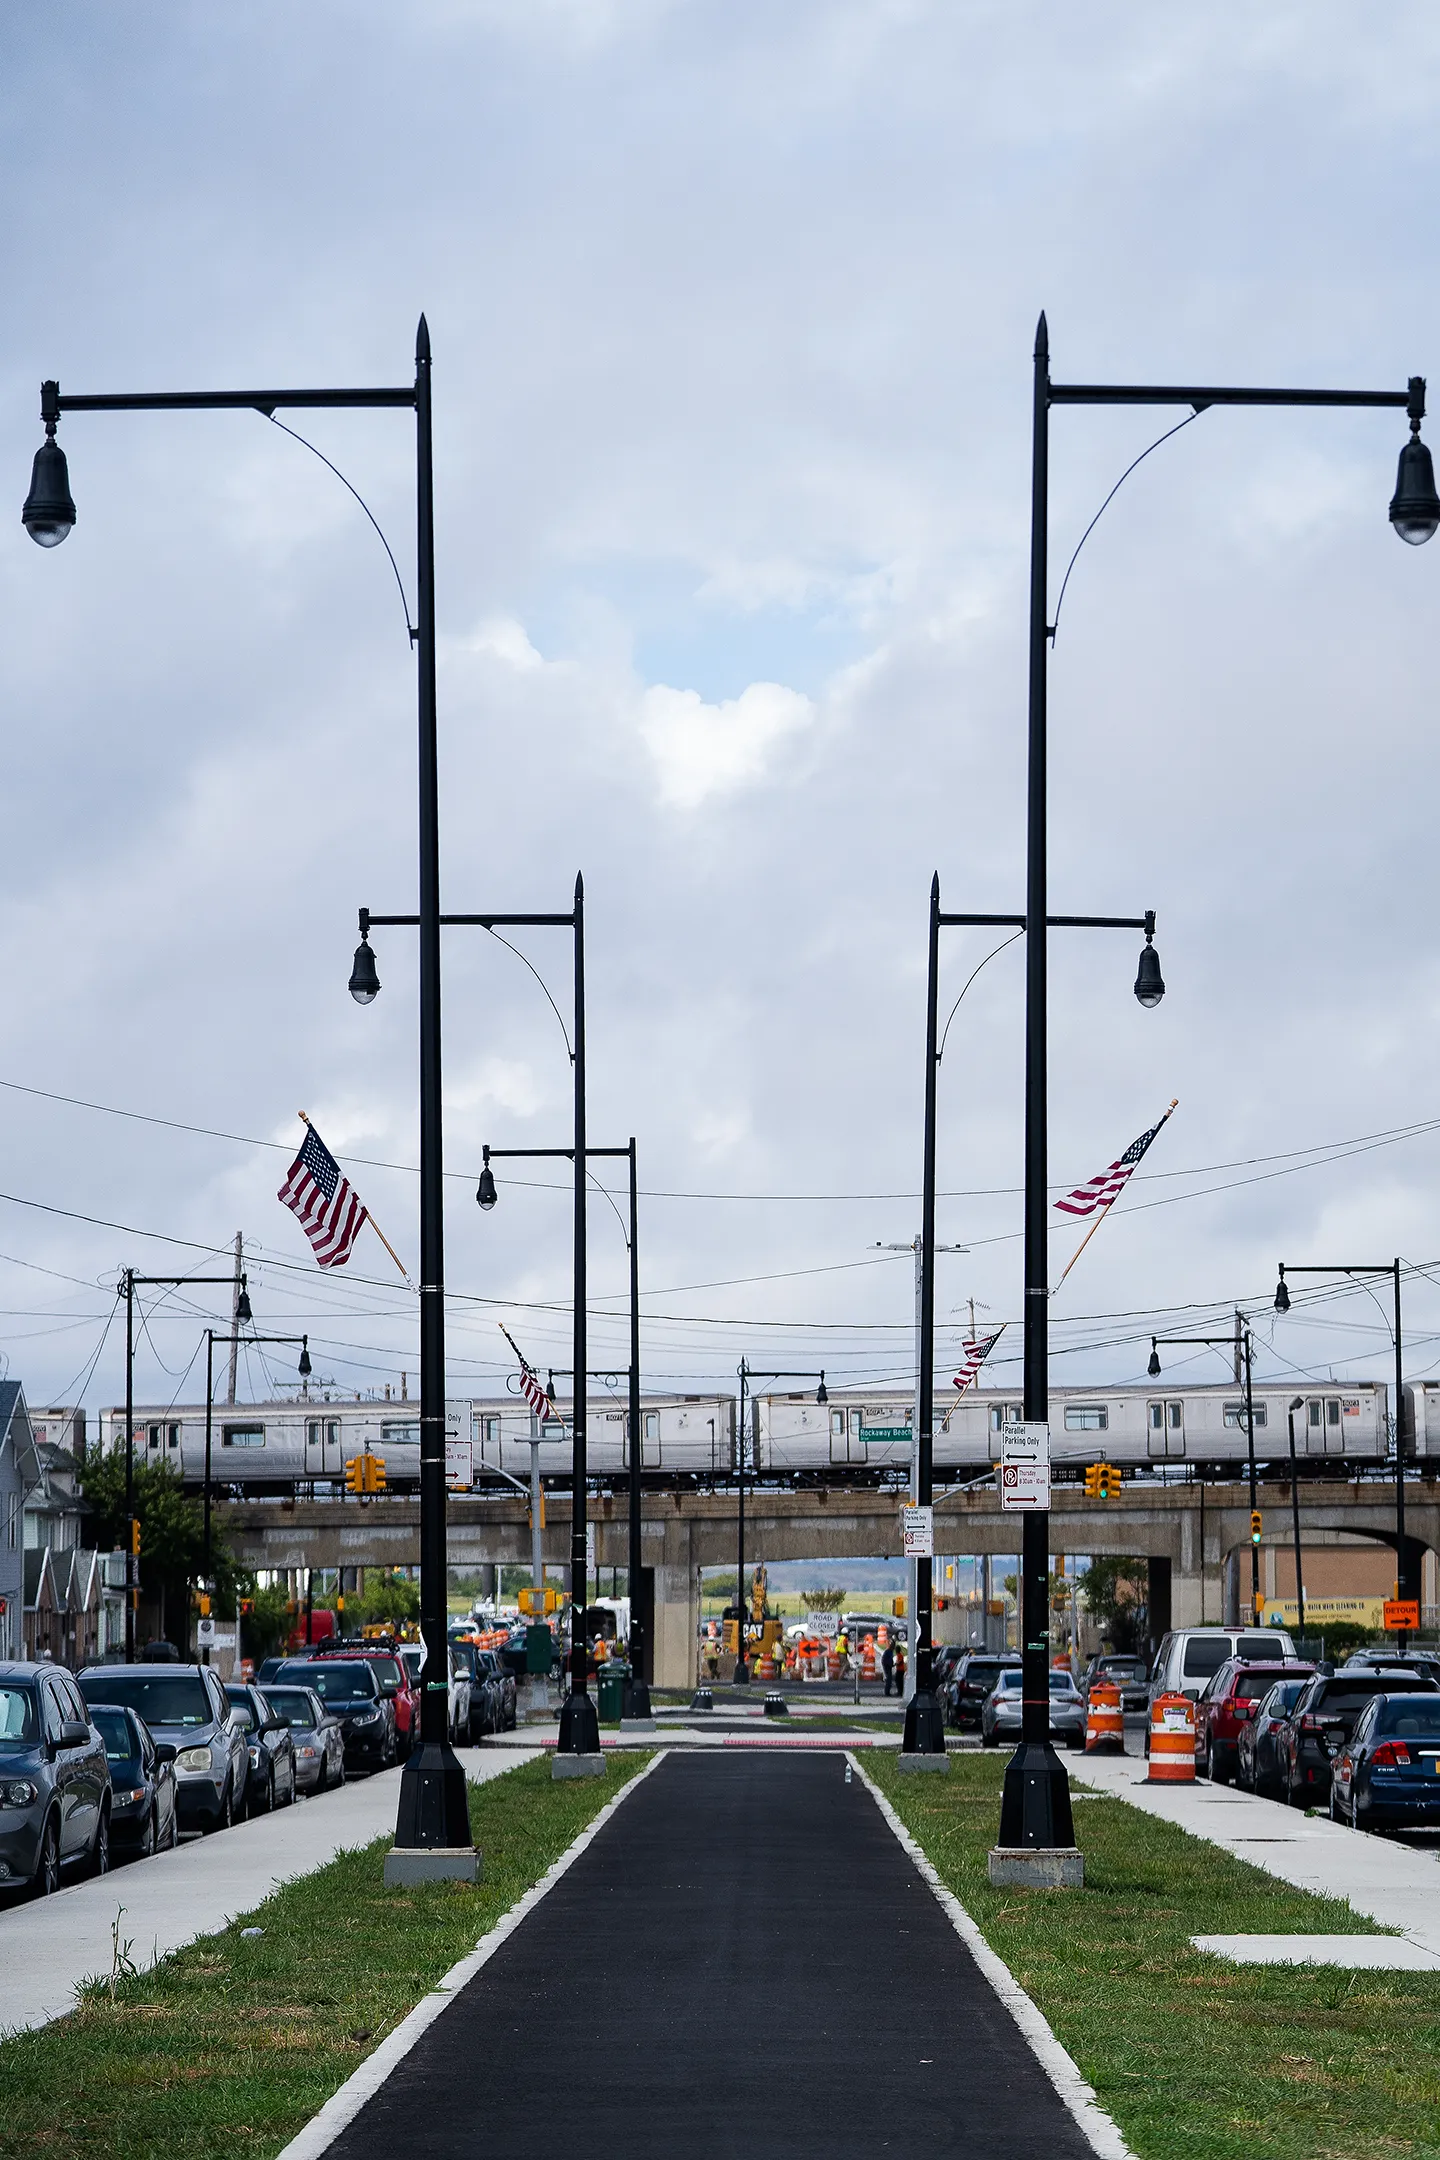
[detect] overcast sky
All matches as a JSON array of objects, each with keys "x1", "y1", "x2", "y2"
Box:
[{"x1": 3, "y1": 2, "x2": 1440, "y2": 1420}]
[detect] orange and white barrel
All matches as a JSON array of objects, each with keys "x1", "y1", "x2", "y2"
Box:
[
  {"x1": 1085, "y1": 1679, "x2": 1125, "y2": 1753},
  {"x1": 1148, "y1": 1691, "x2": 1196, "y2": 1783}
]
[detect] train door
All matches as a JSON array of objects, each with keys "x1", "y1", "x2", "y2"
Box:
[
  {"x1": 829, "y1": 1407, "x2": 852, "y2": 1464},
  {"x1": 1147, "y1": 1399, "x2": 1185, "y2": 1458},
  {"x1": 1304, "y1": 1396, "x2": 1345, "y2": 1455},
  {"x1": 643, "y1": 1410, "x2": 661, "y2": 1467},
  {"x1": 987, "y1": 1403, "x2": 1024, "y2": 1462},
  {"x1": 305, "y1": 1416, "x2": 343, "y2": 1476}
]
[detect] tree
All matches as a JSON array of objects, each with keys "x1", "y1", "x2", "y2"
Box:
[
  {"x1": 79, "y1": 1448, "x2": 234, "y2": 1651},
  {"x1": 348, "y1": 1570, "x2": 420, "y2": 1630},
  {"x1": 801, "y1": 1586, "x2": 847, "y2": 1611},
  {"x1": 1078, "y1": 1555, "x2": 1147, "y2": 1653}
]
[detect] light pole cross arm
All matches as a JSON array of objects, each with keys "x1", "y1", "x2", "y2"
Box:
[
  {"x1": 1051, "y1": 380, "x2": 1421, "y2": 415},
  {"x1": 938, "y1": 910, "x2": 1154, "y2": 930},
  {"x1": 50, "y1": 385, "x2": 416, "y2": 415}
]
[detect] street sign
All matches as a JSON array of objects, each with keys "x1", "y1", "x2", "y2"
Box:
[
  {"x1": 196, "y1": 1616, "x2": 216, "y2": 1645},
  {"x1": 804, "y1": 1609, "x2": 839, "y2": 1637},
  {"x1": 586, "y1": 1522, "x2": 596, "y2": 1569},
  {"x1": 999, "y1": 1421, "x2": 1050, "y2": 1512},
  {"x1": 444, "y1": 1438, "x2": 472, "y2": 1491},
  {"x1": 861, "y1": 1425, "x2": 913, "y2": 1444},
  {"x1": 1384, "y1": 1599, "x2": 1421, "y2": 1631},
  {"x1": 902, "y1": 1504, "x2": 934, "y2": 1557}
]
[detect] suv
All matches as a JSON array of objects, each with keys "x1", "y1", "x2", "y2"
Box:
[
  {"x1": 80, "y1": 1662, "x2": 247, "y2": 1834},
  {"x1": 473, "y1": 1649, "x2": 517, "y2": 1732},
  {"x1": 0, "y1": 1662, "x2": 112, "y2": 1895},
  {"x1": 400, "y1": 1642, "x2": 471, "y2": 1744},
  {"x1": 1081, "y1": 1653, "x2": 1150, "y2": 1715},
  {"x1": 1194, "y1": 1660, "x2": 1314, "y2": 1783},
  {"x1": 1148, "y1": 1628, "x2": 1296, "y2": 1708},
  {"x1": 1270, "y1": 1667, "x2": 1440, "y2": 1805},
  {"x1": 945, "y1": 1652, "x2": 1021, "y2": 1731},
  {"x1": 274, "y1": 1658, "x2": 396, "y2": 1772},
  {"x1": 308, "y1": 1641, "x2": 417, "y2": 1759}
]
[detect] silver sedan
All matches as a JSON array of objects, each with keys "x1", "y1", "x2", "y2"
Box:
[
  {"x1": 981, "y1": 1668, "x2": 1087, "y2": 1749},
  {"x1": 262, "y1": 1684, "x2": 346, "y2": 1795}
]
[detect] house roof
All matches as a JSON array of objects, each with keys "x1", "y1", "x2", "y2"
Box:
[
  {"x1": 0, "y1": 1385, "x2": 41, "y2": 1491},
  {"x1": 23, "y1": 1547, "x2": 56, "y2": 1613}
]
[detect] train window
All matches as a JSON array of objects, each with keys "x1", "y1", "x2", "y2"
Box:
[
  {"x1": 1149, "y1": 1402, "x2": 1163, "y2": 1431},
  {"x1": 1308, "y1": 1399, "x2": 1323, "y2": 1428},
  {"x1": 1223, "y1": 1403, "x2": 1267, "y2": 1428},
  {"x1": 644, "y1": 1412, "x2": 660, "y2": 1441},
  {"x1": 147, "y1": 1423, "x2": 162, "y2": 1450},
  {"x1": 382, "y1": 1423, "x2": 420, "y2": 1445},
  {"x1": 1327, "y1": 1398, "x2": 1341, "y2": 1428},
  {"x1": 168, "y1": 1423, "x2": 180, "y2": 1450},
  {"x1": 830, "y1": 1410, "x2": 846, "y2": 1437},
  {"x1": 1168, "y1": 1402, "x2": 1183, "y2": 1430},
  {"x1": 306, "y1": 1421, "x2": 321, "y2": 1447},
  {"x1": 542, "y1": 1420, "x2": 565, "y2": 1437},
  {"x1": 1063, "y1": 1405, "x2": 1108, "y2": 1431},
  {"x1": 222, "y1": 1424, "x2": 265, "y2": 1449},
  {"x1": 328, "y1": 1420, "x2": 339, "y2": 1446}
]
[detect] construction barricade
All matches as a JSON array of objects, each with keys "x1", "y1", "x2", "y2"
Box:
[
  {"x1": 1147, "y1": 1690, "x2": 1196, "y2": 1783},
  {"x1": 1084, "y1": 1679, "x2": 1125, "y2": 1753}
]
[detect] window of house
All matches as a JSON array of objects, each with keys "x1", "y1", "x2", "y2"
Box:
[
  {"x1": 1064, "y1": 1405, "x2": 1108, "y2": 1431},
  {"x1": 222, "y1": 1424, "x2": 265, "y2": 1449}
]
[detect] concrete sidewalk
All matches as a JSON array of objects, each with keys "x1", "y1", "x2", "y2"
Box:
[
  {"x1": 1075, "y1": 1751, "x2": 1440, "y2": 1957},
  {"x1": 315, "y1": 1750, "x2": 1108, "y2": 2160},
  {"x1": 0, "y1": 1751, "x2": 538, "y2": 2035}
]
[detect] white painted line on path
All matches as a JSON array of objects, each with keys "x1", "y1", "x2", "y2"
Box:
[
  {"x1": 274, "y1": 1749, "x2": 667, "y2": 2160},
  {"x1": 849, "y1": 1754, "x2": 1137, "y2": 2160}
]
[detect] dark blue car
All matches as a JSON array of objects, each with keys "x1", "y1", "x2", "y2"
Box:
[{"x1": 1330, "y1": 1692, "x2": 1440, "y2": 1830}]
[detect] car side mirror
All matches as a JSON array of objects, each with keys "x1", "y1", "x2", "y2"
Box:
[
  {"x1": 153, "y1": 1741, "x2": 177, "y2": 1764},
  {"x1": 59, "y1": 1718, "x2": 90, "y2": 1748}
]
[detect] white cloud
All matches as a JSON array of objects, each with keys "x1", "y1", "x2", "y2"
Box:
[{"x1": 636, "y1": 680, "x2": 817, "y2": 809}]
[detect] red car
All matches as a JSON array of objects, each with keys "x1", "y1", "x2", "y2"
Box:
[
  {"x1": 1195, "y1": 1659, "x2": 1315, "y2": 1784},
  {"x1": 310, "y1": 1640, "x2": 417, "y2": 1759}
]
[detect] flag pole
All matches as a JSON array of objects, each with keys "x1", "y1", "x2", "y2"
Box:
[
  {"x1": 297, "y1": 1110, "x2": 411, "y2": 1280},
  {"x1": 1051, "y1": 1100, "x2": 1178, "y2": 1295}
]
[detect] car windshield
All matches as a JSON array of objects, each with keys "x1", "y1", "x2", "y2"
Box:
[
  {"x1": 1049, "y1": 1673, "x2": 1078, "y2": 1693},
  {"x1": 0, "y1": 1684, "x2": 39, "y2": 1744},
  {"x1": 365, "y1": 1657, "x2": 402, "y2": 1693},
  {"x1": 1318, "y1": 1680, "x2": 1427, "y2": 1714},
  {"x1": 1379, "y1": 1700, "x2": 1440, "y2": 1736},
  {"x1": 91, "y1": 1705, "x2": 140, "y2": 1763},
  {"x1": 1099, "y1": 1659, "x2": 1146, "y2": 1679},
  {"x1": 81, "y1": 1674, "x2": 211, "y2": 1727},
  {"x1": 265, "y1": 1689, "x2": 317, "y2": 1729},
  {"x1": 997, "y1": 1671, "x2": 1024, "y2": 1691},
  {"x1": 286, "y1": 1663, "x2": 377, "y2": 1704}
]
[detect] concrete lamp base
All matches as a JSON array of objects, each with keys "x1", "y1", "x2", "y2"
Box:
[
  {"x1": 987, "y1": 1846, "x2": 1084, "y2": 1890},
  {"x1": 620, "y1": 1716, "x2": 657, "y2": 1732},
  {"x1": 895, "y1": 1752, "x2": 951, "y2": 1775},
  {"x1": 551, "y1": 1752, "x2": 606, "y2": 1781},
  {"x1": 384, "y1": 1847, "x2": 480, "y2": 1887}
]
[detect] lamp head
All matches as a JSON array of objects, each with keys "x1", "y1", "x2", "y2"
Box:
[
  {"x1": 1274, "y1": 1269, "x2": 1290, "y2": 1314},
  {"x1": 298, "y1": 1338, "x2": 312, "y2": 1379},
  {"x1": 477, "y1": 1148, "x2": 497, "y2": 1212},
  {"x1": 348, "y1": 934, "x2": 380, "y2": 1006},
  {"x1": 1289, "y1": 1394, "x2": 1304, "y2": 1412},
  {"x1": 1134, "y1": 921, "x2": 1165, "y2": 1010},
  {"x1": 235, "y1": 1277, "x2": 253, "y2": 1326},
  {"x1": 1147, "y1": 1340, "x2": 1161, "y2": 1378},
  {"x1": 22, "y1": 389, "x2": 74, "y2": 547},
  {"x1": 816, "y1": 1373, "x2": 828, "y2": 1405},
  {"x1": 1390, "y1": 413, "x2": 1440, "y2": 545}
]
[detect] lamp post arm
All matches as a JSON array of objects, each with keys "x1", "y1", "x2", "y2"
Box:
[
  {"x1": 1051, "y1": 381, "x2": 1420, "y2": 413},
  {"x1": 54, "y1": 387, "x2": 415, "y2": 414}
]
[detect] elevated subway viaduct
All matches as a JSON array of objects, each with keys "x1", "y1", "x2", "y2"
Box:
[{"x1": 218, "y1": 1476, "x2": 1440, "y2": 1688}]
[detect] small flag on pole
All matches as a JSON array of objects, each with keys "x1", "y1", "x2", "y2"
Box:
[
  {"x1": 499, "y1": 1323, "x2": 556, "y2": 1420},
  {"x1": 1054, "y1": 1108, "x2": 1175, "y2": 1217},
  {"x1": 277, "y1": 1119, "x2": 369, "y2": 1268},
  {"x1": 953, "y1": 1328, "x2": 1005, "y2": 1394}
]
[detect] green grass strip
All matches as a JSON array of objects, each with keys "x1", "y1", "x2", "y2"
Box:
[
  {"x1": 0, "y1": 1752, "x2": 650, "y2": 2160},
  {"x1": 868, "y1": 1753, "x2": 1440, "y2": 2160}
]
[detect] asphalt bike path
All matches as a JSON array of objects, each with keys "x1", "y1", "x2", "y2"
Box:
[
  {"x1": 322, "y1": 1750, "x2": 1098, "y2": 2159},
  {"x1": 0, "y1": 1752, "x2": 539, "y2": 2034}
]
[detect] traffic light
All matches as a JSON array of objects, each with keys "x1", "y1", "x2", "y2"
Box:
[
  {"x1": 369, "y1": 1453, "x2": 387, "y2": 1493},
  {"x1": 345, "y1": 1456, "x2": 365, "y2": 1496},
  {"x1": 1251, "y1": 1509, "x2": 1263, "y2": 1545},
  {"x1": 344, "y1": 1452, "x2": 388, "y2": 1495},
  {"x1": 240, "y1": 1598, "x2": 254, "y2": 1617},
  {"x1": 1099, "y1": 1464, "x2": 1121, "y2": 1500},
  {"x1": 198, "y1": 1592, "x2": 211, "y2": 1619},
  {"x1": 130, "y1": 1516, "x2": 141, "y2": 1556},
  {"x1": 1084, "y1": 1464, "x2": 1102, "y2": 1498}
]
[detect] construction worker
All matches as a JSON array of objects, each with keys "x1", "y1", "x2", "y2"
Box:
[{"x1": 895, "y1": 1640, "x2": 907, "y2": 1694}]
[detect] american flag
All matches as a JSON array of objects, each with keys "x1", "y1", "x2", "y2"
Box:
[
  {"x1": 953, "y1": 1329, "x2": 1003, "y2": 1394},
  {"x1": 277, "y1": 1123, "x2": 368, "y2": 1267},
  {"x1": 519, "y1": 1367, "x2": 553, "y2": 1419},
  {"x1": 1054, "y1": 1109, "x2": 1172, "y2": 1218}
]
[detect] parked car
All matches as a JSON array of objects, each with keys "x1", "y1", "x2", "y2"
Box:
[
  {"x1": 1270, "y1": 1668, "x2": 1440, "y2": 1806},
  {"x1": 399, "y1": 1642, "x2": 471, "y2": 1744},
  {"x1": 946, "y1": 1652, "x2": 1021, "y2": 1731},
  {"x1": 0, "y1": 1661, "x2": 112, "y2": 1896},
  {"x1": 1195, "y1": 1660, "x2": 1315, "y2": 1784},
  {"x1": 89, "y1": 1701, "x2": 178, "y2": 1859},
  {"x1": 1237, "y1": 1676, "x2": 1313, "y2": 1798},
  {"x1": 931, "y1": 1645, "x2": 967, "y2": 1696},
  {"x1": 1330, "y1": 1693, "x2": 1440, "y2": 1830},
  {"x1": 473, "y1": 1649, "x2": 517, "y2": 1732},
  {"x1": 274, "y1": 1658, "x2": 396, "y2": 1772},
  {"x1": 309, "y1": 1641, "x2": 417, "y2": 1758},
  {"x1": 264, "y1": 1684, "x2": 346, "y2": 1794},
  {"x1": 449, "y1": 1639, "x2": 504, "y2": 1740},
  {"x1": 1080, "y1": 1653, "x2": 1150, "y2": 1714},
  {"x1": 80, "y1": 1662, "x2": 248, "y2": 1834},
  {"x1": 1338, "y1": 1649, "x2": 1440, "y2": 1685},
  {"x1": 225, "y1": 1683, "x2": 298, "y2": 1813},
  {"x1": 981, "y1": 1667, "x2": 1086, "y2": 1749},
  {"x1": 1148, "y1": 1627, "x2": 1297, "y2": 1709}
]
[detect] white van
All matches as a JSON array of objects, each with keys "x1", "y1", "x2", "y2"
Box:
[{"x1": 1149, "y1": 1626, "x2": 1298, "y2": 1708}]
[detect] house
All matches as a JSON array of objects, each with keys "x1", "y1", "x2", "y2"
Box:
[{"x1": 0, "y1": 1384, "x2": 40, "y2": 1662}]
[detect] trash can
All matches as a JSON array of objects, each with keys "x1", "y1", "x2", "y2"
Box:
[{"x1": 598, "y1": 1664, "x2": 628, "y2": 1724}]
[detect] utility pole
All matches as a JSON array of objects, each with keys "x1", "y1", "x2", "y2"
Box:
[{"x1": 226, "y1": 1232, "x2": 243, "y2": 1406}]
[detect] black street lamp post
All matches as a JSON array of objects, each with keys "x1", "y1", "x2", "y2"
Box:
[
  {"x1": 120, "y1": 1269, "x2": 243, "y2": 1664},
  {"x1": 480, "y1": 1137, "x2": 648, "y2": 1717},
  {"x1": 24, "y1": 322, "x2": 482, "y2": 1866},
  {"x1": 991, "y1": 316, "x2": 1436, "y2": 1857},
  {"x1": 914, "y1": 880, "x2": 1159, "y2": 1779},
  {"x1": 1149, "y1": 1321, "x2": 1262, "y2": 1623},
  {"x1": 354, "y1": 884, "x2": 598, "y2": 1758},
  {"x1": 1286, "y1": 1395, "x2": 1307, "y2": 1641},
  {"x1": 1275, "y1": 1260, "x2": 1413, "y2": 1644},
  {"x1": 733, "y1": 1362, "x2": 826, "y2": 1685}
]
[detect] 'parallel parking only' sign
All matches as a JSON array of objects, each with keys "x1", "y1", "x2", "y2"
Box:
[
  {"x1": 999, "y1": 1421, "x2": 1051, "y2": 1512},
  {"x1": 902, "y1": 1504, "x2": 933, "y2": 1557}
]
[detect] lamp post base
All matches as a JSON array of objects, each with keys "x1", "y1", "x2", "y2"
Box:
[
  {"x1": 551, "y1": 1752, "x2": 606, "y2": 1780},
  {"x1": 997, "y1": 1739, "x2": 1076, "y2": 1848},
  {"x1": 987, "y1": 1845, "x2": 1083, "y2": 1889},
  {"x1": 621, "y1": 1673, "x2": 652, "y2": 1720},
  {"x1": 732, "y1": 1658, "x2": 751, "y2": 1685},
  {"x1": 391, "y1": 1741, "x2": 472, "y2": 1855},
  {"x1": 384, "y1": 1846, "x2": 480, "y2": 1886},
  {"x1": 557, "y1": 1687, "x2": 600, "y2": 1755},
  {"x1": 896, "y1": 1750, "x2": 951, "y2": 1774},
  {"x1": 901, "y1": 1687, "x2": 947, "y2": 1755}
]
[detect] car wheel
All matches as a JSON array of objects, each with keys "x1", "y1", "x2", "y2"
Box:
[
  {"x1": 34, "y1": 1813, "x2": 60, "y2": 1897},
  {"x1": 982, "y1": 1729, "x2": 998, "y2": 1748},
  {"x1": 89, "y1": 1806, "x2": 110, "y2": 1879},
  {"x1": 212, "y1": 1779, "x2": 234, "y2": 1834},
  {"x1": 139, "y1": 1807, "x2": 157, "y2": 1859},
  {"x1": 283, "y1": 1761, "x2": 296, "y2": 1806},
  {"x1": 1210, "y1": 1743, "x2": 1229, "y2": 1785},
  {"x1": 1329, "y1": 1786, "x2": 1343, "y2": 1823},
  {"x1": 165, "y1": 1802, "x2": 179, "y2": 1850}
]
